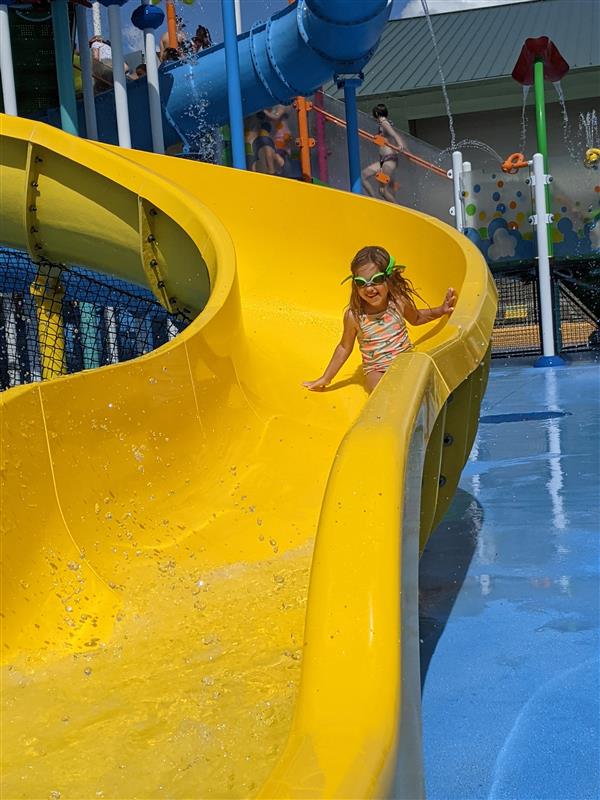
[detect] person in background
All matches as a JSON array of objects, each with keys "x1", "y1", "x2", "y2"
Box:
[
  {"x1": 271, "y1": 105, "x2": 294, "y2": 177},
  {"x1": 253, "y1": 108, "x2": 286, "y2": 175},
  {"x1": 160, "y1": 47, "x2": 180, "y2": 64},
  {"x1": 361, "y1": 103, "x2": 406, "y2": 203},
  {"x1": 135, "y1": 63, "x2": 147, "y2": 79},
  {"x1": 159, "y1": 15, "x2": 188, "y2": 61},
  {"x1": 89, "y1": 35, "x2": 130, "y2": 92},
  {"x1": 192, "y1": 25, "x2": 212, "y2": 53},
  {"x1": 89, "y1": 34, "x2": 112, "y2": 64}
]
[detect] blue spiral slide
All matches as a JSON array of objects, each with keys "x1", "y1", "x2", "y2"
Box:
[{"x1": 89, "y1": 0, "x2": 396, "y2": 150}]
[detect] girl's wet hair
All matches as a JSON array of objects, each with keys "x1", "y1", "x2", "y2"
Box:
[
  {"x1": 372, "y1": 103, "x2": 389, "y2": 119},
  {"x1": 348, "y1": 245, "x2": 424, "y2": 319}
]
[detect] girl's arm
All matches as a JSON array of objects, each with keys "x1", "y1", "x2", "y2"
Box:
[
  {"x1": 303, "y1": 310, "x2": 357, "y2": 391},
  {"x1": 402, "y1": 287, "x2": 457, "y2": 326}
]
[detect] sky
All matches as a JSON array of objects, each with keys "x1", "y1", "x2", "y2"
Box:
[{"x1": 112, "y1": 0, "x2": 539, "y2": 54}]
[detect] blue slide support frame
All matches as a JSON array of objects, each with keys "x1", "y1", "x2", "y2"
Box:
[{"x1": 86, "y1": 0, "x2": 399, "y2": 151}]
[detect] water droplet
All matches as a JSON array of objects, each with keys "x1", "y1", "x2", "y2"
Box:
[
  {"x1": 49, "y1": 791, "x2": 62, "y2": 800},
  {"x1": 67, "y1": 561, "x2": 80, "y2": 571},
  {"x1": 202, "y1": 676, "x2": 214, "y2": 686},
  {"x1": 83, "y1": 667, "x2": 92, "y2": 677},
  {"x1": 273, "y1": 575, "x2": 284, "y2": 584}
]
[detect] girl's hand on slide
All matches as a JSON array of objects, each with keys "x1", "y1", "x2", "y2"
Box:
[
  {"x1": 442, "y1": 287, "x2": 457, "y2": 315},
  {"x1": 302, "y1": 378, "x2": 329, "y2": 391}
]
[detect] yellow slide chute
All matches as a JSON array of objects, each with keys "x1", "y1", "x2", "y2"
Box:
[{"x1": 0, "y1": 115, "x2": 496, "y2": 798}]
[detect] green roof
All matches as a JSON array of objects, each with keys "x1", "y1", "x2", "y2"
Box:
[{"x1": 341, "y1": 0, "x2": 600, "y2": 99}]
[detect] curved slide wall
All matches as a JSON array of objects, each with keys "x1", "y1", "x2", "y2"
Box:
[
  {"x1": 0, "y1": 114, "x2": 496, "y2": 798},
  {"x1": 90, "y1": 0, "x2": 395, "y2": 149}
]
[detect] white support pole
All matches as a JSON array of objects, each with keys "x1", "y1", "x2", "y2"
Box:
[
  {"x1": 144, "y1": 26, "x2": 164, "y2": 153},
  {"x1": 449, "y1": 150, "x2": 464, "y2": 233},
  {"x1": 234, "y1": 0, "x2": 242, "y2": 34},
  {"x1": 107, "y1": 3, "x2": 131, "y2": 148},
  {"x1": 0, "y1": 3, "x2": 18, "y2": 116},
  {"x1": 75, "y1": 5, "x2": 98, "y2": 140},
  {"x1": 530, "y1": 152, "x2": 564, "y2": 366},
  {"x1": 462, "y1": 160, "x2": 473, "y2": 200},
  {"x1": 92, "y1": 1, "x2": 102, "y2": 36},
  {"x1": 140, "y1": 0, "x2": 164, "y2": 154},
  {"x1": 462, "y1": 160, "x2": 473, "y2": 228}
]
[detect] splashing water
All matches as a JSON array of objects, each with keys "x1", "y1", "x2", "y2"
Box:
[
  {"x1": 552, "y1": 81, "x2": 580, "y2": 161},
  {"x1": 579, "y1": 109, "x2": 599, "y2": 149},
  {"x1": 519, "y1": 85, "x2": 530, "y2": 154},
  {"x1": 436, "y1": 139, "x2": 504, "y2": 166},
  {"x1": 420, "y1": 0, "x2": 456, "y2": 149}
]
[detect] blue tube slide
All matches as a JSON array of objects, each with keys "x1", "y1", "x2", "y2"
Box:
[{"x1": 86, "y1": 0, "x2": 396, "y2": 150}]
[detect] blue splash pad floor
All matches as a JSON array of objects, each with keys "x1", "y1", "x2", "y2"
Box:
[{"x1": 420, "y1": 357, "x2": 599, "y2": 800}]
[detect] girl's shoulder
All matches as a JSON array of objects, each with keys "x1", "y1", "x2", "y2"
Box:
[{"x1": 344, "y1": 307, "x2": 359, "y2": 328}]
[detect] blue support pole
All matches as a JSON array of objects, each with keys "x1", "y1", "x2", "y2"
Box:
[
  {"x1": 221, "y1": 0, "x2": 246, "y2": 170},
  {"x1": 339, "y1": 75, "x2": 363, "y2": 194},
  {"x1": 51, "y1": 0, "x2": 79, "y2": 136}
]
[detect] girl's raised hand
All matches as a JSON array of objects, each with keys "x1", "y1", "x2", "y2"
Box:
[
  {"x1": 442, "y1": 287, "x2": 457, "y2": 315},
  {"x1": 302, "y1": 377, "x2": 329, "y2": 391}
]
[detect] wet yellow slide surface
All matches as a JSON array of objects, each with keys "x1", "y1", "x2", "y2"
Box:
[{"x1": 0, "y1": 116, "x2": 496, "y2": 798}]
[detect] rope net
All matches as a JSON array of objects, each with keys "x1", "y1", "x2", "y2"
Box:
[{"x1": 0, "y1": 248, "x2": 192, "y2": 391}]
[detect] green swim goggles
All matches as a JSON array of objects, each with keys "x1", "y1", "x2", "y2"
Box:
[{"x1": 341, "y1": 256, "x2": 404, "y2": 287}]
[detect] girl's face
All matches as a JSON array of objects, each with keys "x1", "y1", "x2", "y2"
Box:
[{"x1": 355, "y1": 261, "x2": 389, "y2": 309}]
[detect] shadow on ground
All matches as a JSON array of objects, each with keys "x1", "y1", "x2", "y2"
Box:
[{"x1": 419, "y1": 488, "x2": 482, "y2": 688}]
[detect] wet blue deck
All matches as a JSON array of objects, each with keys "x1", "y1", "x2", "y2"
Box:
[{"x1": 420, "y1": 357, "x2": 599, "y2": 800}]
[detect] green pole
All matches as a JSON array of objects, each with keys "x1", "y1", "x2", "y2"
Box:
[
  {"x1": 533, "y1": 57, "x2": 553, "y2": 256},
  {"x1": 50, "y1": 0, "x2": 79, "y2": 136}
]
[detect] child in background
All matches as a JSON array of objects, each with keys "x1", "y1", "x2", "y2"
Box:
[
  {"x1": 361, "y1": 104, "x2": 406, "y2": 203},
  {"x1": 303, "y1": 245, "x2": 457, "y2": 393}
]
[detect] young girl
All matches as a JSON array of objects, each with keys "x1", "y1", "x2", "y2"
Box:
[{"x1": 303, "y1": 246, "x2": 457, "y2": 393}]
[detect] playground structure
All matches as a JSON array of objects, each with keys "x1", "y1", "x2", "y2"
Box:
[
  {"x1": 0, "y1": 1, "x2": 597, "y2": 797},
  {"x1": 1, "y1": 113, "x2": 494, "y2": 797},
  {"x1": 0, "y1": 1, "x2": 500, "y2": 797}
]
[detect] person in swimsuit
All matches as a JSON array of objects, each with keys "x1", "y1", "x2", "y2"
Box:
[
  {"x1": 253, "y1": 108, "x2": 286, "y2": 175},
  {"x1": 361, "y1": 104, "x2": 407, "y2": 203},
  {"x1": 303, "y1": 245, "x2": 457, "y2": 393}
]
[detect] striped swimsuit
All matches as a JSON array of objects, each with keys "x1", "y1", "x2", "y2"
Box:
[{"x1": 356, "y1": 300, "x2": 412, "y2": 375}]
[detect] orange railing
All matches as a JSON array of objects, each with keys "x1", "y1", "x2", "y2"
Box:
[{"x1": 311, "y1": 105, "x2": 449, "y2": 179}]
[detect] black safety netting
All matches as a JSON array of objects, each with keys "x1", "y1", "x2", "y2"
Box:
[
  {"x1": 490, "y1": 259, "x2": 599, "y2": 357},
  {"x1": 0, "y1": 248, "x2": 192, "y2": 391}
]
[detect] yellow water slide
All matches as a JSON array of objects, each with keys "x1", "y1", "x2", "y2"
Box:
[{"x1": 0, "y1": 115, "x2": 496, "y2": 799}]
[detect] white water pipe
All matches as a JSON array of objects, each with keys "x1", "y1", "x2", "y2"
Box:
[
  {"x1": 530, "y1": 152, "x2": 562, "y2": 364},
  {"x1": 0, "y1": 3, "x2": 18, "y2": 115},
  {"x1": 234, "y1": 0, "x2": 242, "y2": 34},
  {"x1": 75, "y1": 5, "x2": 98, "y2": 140},
  {"x1": 107, "y1": 3, "x2": 131, "y2": 148},
  {"x1": 92, "y1": 1, "x2": 102, "y2": 36},
  {"x1": 449, "y1": 150, "x2": 464, "y2": 233}
]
